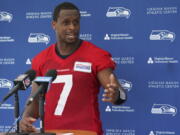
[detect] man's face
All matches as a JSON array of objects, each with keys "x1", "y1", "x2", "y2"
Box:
[{"x1": 52, "y1": 9, "x2": 80, "y2": 44}]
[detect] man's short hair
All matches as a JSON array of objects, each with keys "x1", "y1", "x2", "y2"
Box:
[{"x1": 53, "y1": 2, "x2": 80, "y2": 21}]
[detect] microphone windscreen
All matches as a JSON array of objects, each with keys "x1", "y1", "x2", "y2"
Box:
[
  {"x1": 24, "y1": 69, "x2": 36, "y2": 81},
  {"x1": 45, "y1": 69, "x2": 57, "y2": 81}
]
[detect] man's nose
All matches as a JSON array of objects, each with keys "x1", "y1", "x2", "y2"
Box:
[{"x1": 69, "y1": 23, "x2": 75, "y2": 29}]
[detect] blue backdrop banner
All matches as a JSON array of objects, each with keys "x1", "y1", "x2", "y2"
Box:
[{"x1": 0, "y1": 0, "x2": 180, "y2": 135}]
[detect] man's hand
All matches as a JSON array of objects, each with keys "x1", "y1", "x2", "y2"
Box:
[
  {"x1": 102, "y1": 74, "x2": 119, "y2": 104},
  {"x1": 19, "y1": 117, "x2": 37, "y2": 133}
]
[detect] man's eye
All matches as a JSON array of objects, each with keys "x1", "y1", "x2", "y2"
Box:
[
  {"x1": 74, "y1": 20, "x2": 79, "y2": 25},
  {"x1": 63, "y1": 21, "x2": 69, "y2": 25}
]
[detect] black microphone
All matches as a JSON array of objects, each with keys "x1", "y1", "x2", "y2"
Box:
[
  {"x1": 1, "y1": 69, "x2": 36, "y2": 103},
  {"x1": 26, "y1": 69, "x2": 57, "y2": 105}
]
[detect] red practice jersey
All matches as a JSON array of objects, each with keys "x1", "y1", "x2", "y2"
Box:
[{"x1": 32, "y1": 40, "x2": 115, "y2": 135}]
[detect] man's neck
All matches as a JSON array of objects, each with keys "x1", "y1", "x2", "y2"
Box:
[{"x1": 56, "y1": 40, "x2": 81, "y2": 56}]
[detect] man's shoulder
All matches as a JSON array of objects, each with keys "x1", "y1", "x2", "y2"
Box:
[
  {"x1": 32, "y1": 44, "x2": 55, "y2": 63},
  {"x1": 35, "y1": 44, "x2": 55, "y2": 58},
  {"x1": 82, "y1": 41, "x2": 109, "y2": 54},
  {"x1": 82, "y1": 41, "x2": 111, "y2": 58},
  {"x1": 81, "y1": 41, "x2": 115, "y2": 71}
]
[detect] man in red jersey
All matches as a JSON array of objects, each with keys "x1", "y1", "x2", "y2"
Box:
[{"x1": 20, "y1": 2, "x2": 126, "y2": 135}]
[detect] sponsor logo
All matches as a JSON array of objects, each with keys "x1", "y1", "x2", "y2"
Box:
[
  {"x1": 105, "y1": 105, "x2": 135, "y2": 112},
  {"x1": 106, "y1": 7, "x2": 131, "y2": 18},
  {"x1": 0, "y1": 79, "x2": 13, "y2": 89},
  {"x1": 0, "y1": 36, "x2": 15, "y2": 42},
  {"x1": 149, "y1": 30, "x2": 175, "y2": 42},
  {"x1": 147, "y1": 57, "x2": 178, "y2": 64},
  {"x1": 79, "y1": 34, "x2": 92, "y2": 40},
  {"x1": 28, "y1": 33, "x2": 50, "y2": 45},
  {"x1": 26, "y1": 12, "x2": 52, "y2": 19},
  {"x1": 0, "y1": 103, "x2": 14, "y2": 110},
  {"x1": 106, "y1": 129, "x2": 135, "y2": 135},
  {"x1": 149, "y1": 130, "x2": 175, "y2": 135},
  {"x1": 112, "y1": 57, "x2": 135, "y2": 64},
  {"x1": 151, "y1": 104, "x2": 177, "y2": 116},
  {"x1": 147, "y1": 57, "x2": 154, "y2": 64},
  {"x1": 74, "y1": 61, "x2": 92, "y2": 73},
  {"x1": 149, "y1": 131, "x2": 155, "y2": 135},
  {"x1": 104, "y1": 33, "x2": 133, "y2": 40},
  {"x1": 147, "y1": 7, "x2": 178, "y2": 15},
  {"x1": 105, "y1": 105, "x2": 112, "y2": 112},
  {"x1": 104, "y1": 34, "x2": 110, "y2": 40},
  {"x1": 80, "y1": 11, "x2": 92, "y2": 17},
  {"x1": 119, "y1": 79, "x2": 132, "y2": 91},
  {"x1": 0, "y1": 58, "x2": 15, "y2": 65},
  {"x1": 26, "y1": 58, "x2": 31, "y2": 65},
  {"x1": 0, "y1": 11, "x2": 13, "y2": 22},
  {"x1": 148, "y1": 81, "x2": 179, "y2": 89},
  {"x1": 0, "y1": 126, "x2": 15, "y2": 132}
]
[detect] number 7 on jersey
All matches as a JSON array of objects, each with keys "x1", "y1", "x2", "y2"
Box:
[{"x1": 52, "y1": 75, "x2": 73, "y2": 116}]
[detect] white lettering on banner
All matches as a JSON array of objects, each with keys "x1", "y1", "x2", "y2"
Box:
[
  {"x1": 112, "y1": 57, "x2": 135, "y2": 64},
  {"x1": 26, "y1": 12, "x2": 52, "y2": 19},
  {"x1": 147, "y1": 7, "x2": 178, "y2": 15},
  {"x1": 147, "y1": 57, "x2": 179, "y2": 64},
  {"x1": 105, "y1": 105, "x2": 135, "y2": 113},
  {"x1": 148, "y1": 81, "x2": 179, "y2": 89},
  {"x1": 105, "y1": 129, "x2": 135, "y2": 135},
  {"x1": 0, "y1": 58, "x2": 15, "y2": 65},
  {"x1": 80, "y1": 11, "x2": 92, "y2": 17},
  {"x1": 79, "y1": 34, "x2": 92, "y2": 40},
  {"x1": 0, "y1": 36, "x2": 15, "y2": 42},
  {"x1": 149, "y1": 130, "x2": 175, "y2": 135},
  {"x1": 0, "y1": 104, "x2": 14, "y2": 110},
  {"x1": 104, "y1": 33, "x2": 133, "y2": 40}
]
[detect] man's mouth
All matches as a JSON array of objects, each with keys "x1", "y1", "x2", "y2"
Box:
[{"x1": 66, "y1": 33, "x2": 76, "y2": 39}]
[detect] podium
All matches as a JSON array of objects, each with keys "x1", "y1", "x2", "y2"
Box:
[
  {"x1": 0, "y1": 130, "x2": 97, "y2": 135},
  {"x1": 45, "y1": 130, "x2": 97, "y2": 135}
]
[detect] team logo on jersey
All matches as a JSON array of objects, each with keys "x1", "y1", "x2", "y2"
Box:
[{"x1": 74, "y1": 61, "x2": 92, "y2": 73}]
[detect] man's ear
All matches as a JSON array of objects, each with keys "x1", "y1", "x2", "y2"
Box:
[{"x1": 52, "y1": 21, "x2": 56, "y2": 30}]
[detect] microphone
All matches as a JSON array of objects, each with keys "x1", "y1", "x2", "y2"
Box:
[
  {"x1": 26, "y1": 69, "x2": 57, "y2": 105},
  {"x1": 1, "y1": 69, "x2": 36, "y2": 103}
]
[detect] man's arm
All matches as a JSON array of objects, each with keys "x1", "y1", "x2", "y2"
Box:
[
  {"x1": 97, "y1": 68, "x2": 126, "y2": 105},
  {"x1": 20, "y1": 82, "x2": 39, "y2": 132}
]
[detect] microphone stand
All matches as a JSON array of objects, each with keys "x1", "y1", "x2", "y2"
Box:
[
  {"x1": 14, "y1": 92, "x2": 20, "y2": 133},
  {"x1": 30, "y1": 84, "x2": 55, "y2": 135},
  {"x1": 6, "y1": 92, "x2": 28, "y2": 135},
  {"x1": 39, "y1": 91, "x2": 45, "y2": 133}
]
